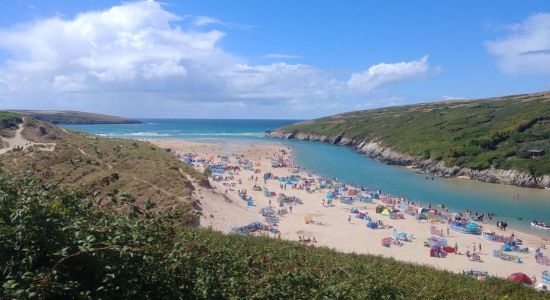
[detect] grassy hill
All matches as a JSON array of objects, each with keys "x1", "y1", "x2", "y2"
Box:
[
  {"x1": 0, "y1": 112, "x2": 23, "y2": 139},
  {"x1": 0, "y1": 116, "x2": 206, "y2": 221},
  {"x1": 6, "y1": 110, "x2": 141, "y2": 125},
  {"x1": 1, "y1": 176, "x2": 546, "y2": 299},
  {"x1": 274, "y1": 91, "x2": 550, "y2": 176}
]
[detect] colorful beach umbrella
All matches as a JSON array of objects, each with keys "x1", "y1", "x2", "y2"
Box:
[{"x1": 506, "y1": 272, "x2": 532, "y2": 285}]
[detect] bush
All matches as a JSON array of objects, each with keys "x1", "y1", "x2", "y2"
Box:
[{"x1": 0, "y1": 177, "x2": 545, "y2": 299}]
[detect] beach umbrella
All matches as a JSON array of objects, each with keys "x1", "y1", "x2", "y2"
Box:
[{"x1": 506, "y1": 273, "x2": 532, "y2": 285}]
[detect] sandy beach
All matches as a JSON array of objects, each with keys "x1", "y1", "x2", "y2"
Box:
[{"x1": 152, "y1": 139, "x2": 548, "y2": 281}]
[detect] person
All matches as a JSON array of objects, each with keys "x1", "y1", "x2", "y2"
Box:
[
  {"x1": 454, "y1": 242, "x2": 458, "y2": 254},
  {"x1": 473, "y1": 242, "x2": 476, "y2": 253},
  {"x1": 269, "y1": 199, "x2": 272, "y2": 207},
  {"x1": 289, "y1": 206, "x2": 293, "y2": 213},
  {"x1": 348, "y1": 215, "x2": 351, "y2": 223},
  {"x1": 479, "y1": 243, "x2": 482, "y2": 252},
  {"x1": 532, "y1": 274, "x2": 537, "y2": 286},
  {"x1": 447, "y1": 227, "x2": 450, "y2": 236}
]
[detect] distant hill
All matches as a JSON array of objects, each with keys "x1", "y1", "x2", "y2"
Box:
[
  {"x1": 269, "y1": 91, "x2": 550, "y2": 188},
  {"x1": 6, "y1": 110, "x2": 141, "y2": 125},
  {"x1": 0, "y1": 116, "x2": 206, "y2": 221}
]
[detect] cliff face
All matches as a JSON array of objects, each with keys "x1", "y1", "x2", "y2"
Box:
[{"x1": 267, "y1": 130, "x2": 550, "y2": 189}]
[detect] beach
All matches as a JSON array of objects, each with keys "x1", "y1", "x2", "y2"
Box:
[{"x1": 152, "y1": 139, "x2": 548, "y2": 281}]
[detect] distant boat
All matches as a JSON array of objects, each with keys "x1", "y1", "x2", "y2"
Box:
[{"x1": 531, "y1": 221, "x2": 550, "y2": 230}]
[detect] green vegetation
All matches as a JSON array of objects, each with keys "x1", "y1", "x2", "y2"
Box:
[
  {"x1": 277, "y1": 91, "x2": 550, "y2": 175},
  {"x1": 1, "y1": 176, "x2": 545, "y2": 299},
  {"x1": 6, "y1": 110, "x2": 140, "y2": 125},
  {"x1": 0, "y1": 112, "x2": 23, "y2": 139},
  {"x1": 0, "y1": 117, "x2": 206, "y2": 219}
]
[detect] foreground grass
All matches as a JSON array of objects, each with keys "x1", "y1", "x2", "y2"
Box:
[
  {"x1": 277, "y1": 91, "x2": 550, "y2": 176},
  {"x1": 1, "y1": 177, "x2": 546, "y2": 299}
]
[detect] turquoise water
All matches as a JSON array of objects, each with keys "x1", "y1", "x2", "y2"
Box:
[
  {"x1": 65, "y1": 119, "x2": 294, "y2": 142},
  {"x1": 65, "y1": 119, "x2": 550, "y2": 237}
]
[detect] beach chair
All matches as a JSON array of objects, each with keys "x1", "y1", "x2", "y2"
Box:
[{"x1": 543, "y1": 270, "x2": 550, "y2": 284}]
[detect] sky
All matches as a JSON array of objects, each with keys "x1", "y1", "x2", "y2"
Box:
[{"x1": 0, "y1": 1, "x2": 549, "y2": 119}]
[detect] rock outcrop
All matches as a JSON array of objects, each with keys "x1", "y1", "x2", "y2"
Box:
[{"x1": 267, "y1": 130, "x2": 550, "y2": 189}]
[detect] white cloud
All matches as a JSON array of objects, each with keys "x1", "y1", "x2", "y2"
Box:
[
  {"x1": 264, "y1": 53, "x2": 302, "y2": 59},
  {"x1": 441, "y1": 95, "x2": 464, "y2": 101},
  {"x1": 347, "y1": 56, "x2": 432, "y2": 92},
  {"x1": 187, "y1": 15, "x2": 253, "y2": 30},
  {"x1": 0, "y1": 1, "x2": 437, "y2": 118},
  {"x1": 485, "y1": 13, "x2": 550, "y2": 74},
  {"x1": 191, "y1": 16, "x2": 222, "y2": 26}
]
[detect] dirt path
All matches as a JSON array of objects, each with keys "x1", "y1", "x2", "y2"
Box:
[{"x1": 0, "y1": 120, "x2": 55, "y2": 154}]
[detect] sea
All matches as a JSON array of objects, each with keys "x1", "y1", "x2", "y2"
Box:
[{"x1": 64, "y1": 119, "x2": 550, "y2": 238}]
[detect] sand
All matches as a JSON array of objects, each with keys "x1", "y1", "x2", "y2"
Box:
[
  {"x1": 152, "y1": 139, "x2": 548, "y2": 281},
  {"x1": 0, "y1": 121, "x2": 55, "y2": 154}
]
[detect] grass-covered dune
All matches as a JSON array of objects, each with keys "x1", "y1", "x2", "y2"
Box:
[
  {"x1": 273, "y1": 91, "x2": 550, "y2": 177},
  {"x1": 6, "y1": 110, "x2": 141, "y2": 125},
  {"x1": 0, "y1": 111, "x2": 23, "y2": 140},
  {"x1": 0, "y1": 117, "x2": 206, "y2": 220},
  {"x1": 0, "y1": 177, "x2": 546, "y2": 299}
]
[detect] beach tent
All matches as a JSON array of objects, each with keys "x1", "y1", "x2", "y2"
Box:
[
  {"x1": 375, "y1": 205, "x2": 385, "y2": 214},
  {"x1": 326, "y1": 193, "x2": 335, "y2": 200},
  {"x1": 417, "y1": 207, "x2": 429, "y2": 214},
  {"x1": 467, "y1": 222, "x2": 479, "y2": 230},
  {"x1": 259, "y1": 207, "x2": 275, "y2": 217},
  {"x1": 417, "y1": 213, "x2": 428, "y2": 220},
  {"x1": 507, "y1": 273, "x2": 532, "y2": 285},
  {"x1": 381, "y1": 209, "x2": 391, "y2": 216},
  {"x1": 382, "y1": 237, "x2": 393, "y2": 247},
  {"x1": 247, "y1": 200, "x2": 255, "y2": 207},
  {"x1": 367, "y1": 221, "x2": 378, "y2": 229},
  {"x1": 543, "y1": 270, "x2": 550, "y2": 284}
]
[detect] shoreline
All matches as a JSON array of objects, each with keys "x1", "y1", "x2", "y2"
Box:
[
  {"x1": 266, "y1": 131, "x2": 550, "y2": 190},
  {"x1": 151, "y1": 139, "x2": 549, "y2": 281}
]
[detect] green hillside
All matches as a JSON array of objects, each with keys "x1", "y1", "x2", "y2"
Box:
[
  {"x1": 6, "y1": 110, "x2": 140, "y2": 125},
  {"x1": 1, "y1": 176, "x2": 545, "y2": 299},
  {"x1": 0, "y1": 117, "x2": 205, "y2": 220},
  {"x1": 275, "y1": 91, "x2": 550, "y2": 175},
  {"x1": 0, "y1": 112, "x2": 23, "y2": 139}
]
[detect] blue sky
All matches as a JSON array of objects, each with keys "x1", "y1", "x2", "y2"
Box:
[{"x1": 0, "y1": 0, "x2": 549, "y2": 118}]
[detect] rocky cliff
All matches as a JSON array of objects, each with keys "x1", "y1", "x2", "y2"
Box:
[{"x1": 267, "y1": 130, "x2": 550, "y2": 189}]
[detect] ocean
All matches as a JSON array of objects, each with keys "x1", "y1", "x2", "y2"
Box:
[{"x1": 65, "y1": 119, "x2": 550, "y2": 237}]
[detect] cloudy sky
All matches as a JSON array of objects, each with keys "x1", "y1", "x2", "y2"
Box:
[{"x1": 0, "y1": 1, "x2": 549, "y2": 119}]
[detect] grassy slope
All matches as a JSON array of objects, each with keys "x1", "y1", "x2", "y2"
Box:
[
  {"x1": 1, "y1": 176, "x2": 546, "y2": 299},
  {"x1": 7, "y1": 110, "x2": 140, "y2": 124},
  {"x1": 0, "y1": 112, "x2": 23, "y2": 140},
  {"x1": 278, "y1": 91, "x2": 550, "y2": 175},
  {"x1": 0, "y1": 117, "x2": 206, "y2": 220}
]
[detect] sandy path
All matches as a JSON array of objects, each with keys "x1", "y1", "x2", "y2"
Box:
[
  {"x1": 0, "y1": 120, "x2": 55, "y2": 154},
  {"x1": 152, "y1": 139, "x2": 549, "y2": 281}
]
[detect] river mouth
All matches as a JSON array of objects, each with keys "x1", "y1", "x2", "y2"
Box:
[
  {"x1": 283, "y1": 139, "x2": 550, "y2": 238},
  {"x1": 63, "y1": 119, "x2": 550, "y2": 238}
]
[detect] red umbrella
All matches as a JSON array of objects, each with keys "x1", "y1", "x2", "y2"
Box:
[{"x1": 506, "y1": 272, "x2": 532, "y2": 285}]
